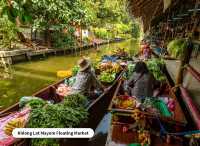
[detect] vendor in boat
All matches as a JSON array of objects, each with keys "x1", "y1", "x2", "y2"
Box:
[
  {"x1": 70, "y1": 58, "x2": 105, "y2": 96},
  {"x1": 124, "y1": 61, "x2": 159, "y2": 99},
  {"x1": 140, "y1": 43, "x2": 152, "y2": 60}
]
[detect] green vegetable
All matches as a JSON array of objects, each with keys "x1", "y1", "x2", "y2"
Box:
[
  {"x1": 72, "y1": 65, "x2": 80, "y2": 76},
  {"x1": 167, "y1": 39, "x2": 187, "y2": 59},
  {"x1": 27, "y1": 94, "x2": 88, "y2": 146},
  {"x1": 98, "y1": 72, "x2": 116, "y2": 83},
  {"x1": 127, "y1": 64, "x2": 135, "y2": 78},
  {"x1": 27, "y1": 98, "x2": 46, "y2": 109},
  {"x1": 19, "y1": 96, "x2": 46, "y2": 108},
  {"x1": 64, "y1": 94, "x2": 87, "y2": 108},
  {"x1": 146, "y1": 58, "x2": 166, "y2": 81}
]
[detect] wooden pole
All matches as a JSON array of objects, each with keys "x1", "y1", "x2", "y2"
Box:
[{"x1": 176, "y1": 0, "x2": 199, "y2": 85}]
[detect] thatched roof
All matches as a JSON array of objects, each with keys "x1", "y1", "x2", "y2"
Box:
[{"x1": 127, "y1": 0, "x2": 197, "y2": 32}]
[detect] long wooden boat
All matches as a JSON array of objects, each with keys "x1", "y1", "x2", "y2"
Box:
[
  {"x1": 106, "y1": 65, "x2": 188, "y2": 146},
  {"x1": 0, "y1": 69, "x2": 124, "y2": 146},
  {"x1": 108, "y1": 68, "x2": 187, "y2": 129}
]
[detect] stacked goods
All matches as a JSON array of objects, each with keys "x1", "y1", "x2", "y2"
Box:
[
  {"x1": 27, "y1": 94, "x2": 88, "y2": 146},
  {"x1": 0, "y1": 108, "x2": 30, "y2": 146},
  {"x1": 4, "y1": 118, "x2": 25, "y2": 136},
  {"x1": 113, "y1": 95, "x2": 137, "y2": 109},
  {"x1": 146, "y1": 58, "x2": 166, "y2": 81},
  {"x1": 26, "y1": 98, "x2": 46, "y2": 109},
  {"x1": 98, "y1": 71, "x2": 116, "y2": 83},
  {"x1": 19, "y1": 96, "x2": 46, "y2": 108},
  {"x1": 138, "y1": 130, "x2": 151, "y2": 146},
  {"x1": 98, "y1": 62, "x2": 122, "y2": 73},
  {"x1": 56, "y1": 84, "x2": 72, "y2": 97},
  {"x1": 98, "y1": 61, "x2": 122, "y2": 83},
  {"x1": 57, "y1": 70, "x2": 72, "y2": 78},
  {"x1": 113, "y1": 48, "x2": 128, "y2": 58}
]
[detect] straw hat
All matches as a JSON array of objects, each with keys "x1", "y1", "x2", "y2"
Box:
[{"x1": 78, "y1": 58, "x2": 91, "y2": 71}]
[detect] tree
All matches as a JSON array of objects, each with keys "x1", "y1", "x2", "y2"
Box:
[
  {"x1": 1, "y1": 0, "x2": 92, "y2": 47},
  {"x1": 0, "y1": 16, "x2": 18, "y2": 49}
]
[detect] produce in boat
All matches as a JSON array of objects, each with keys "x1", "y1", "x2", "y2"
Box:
[
  {"x1": 146, "y1": 58, "x2": 166, "y2": 81},
  {"x1": 98, "y1": 72, "x2": 116, "y2": 83},
  {"x1": 57, "y1": 70, "x2": 72, "y2": 78},
  {"x1": 63, "y1": 94, "x2": 87, "y2": 107},
  {"x1": 71, "y1": 65, "x2": 80, "y2": 76},
  {"x1": 4, "y1": 118, "x2": 25, "y2": 136},
  {"x1": 26, "y1": 98, "x2": 47, "y2": 109},
  {"x1": 56, "y1": 84, "x2": 72, "y2": 96},
  {"x1": 98, "y1": 62, "x2": 121, "y2": 73},
  {"x1": 113, "y1": 95, "x2": 137, "y2": 109},
  {"x1": 113, "y1": 48, "x2": 128, "y2": 57},
  {"x1": 138, "y1": 130, "x2": 151, "y2": 146},
  {"x1": 27, "y1": 94, "x2": 88, "y2": 146}
]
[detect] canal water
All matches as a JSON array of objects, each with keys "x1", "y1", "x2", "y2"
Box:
[{"x1": 0, "y1": 39, "x2": 139, "y2": 109}]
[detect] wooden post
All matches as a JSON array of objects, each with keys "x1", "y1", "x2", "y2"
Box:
[
  {"x1": 176, "y1": 0, "x2": 199, "y2": 85},
  {"x1": 176, "y1": 44, "x2": 193, "y2": 85}
]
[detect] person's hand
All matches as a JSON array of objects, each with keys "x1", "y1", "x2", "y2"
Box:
[{"x1": 104, "y1": 87, "x2": 111, "y2": 93}]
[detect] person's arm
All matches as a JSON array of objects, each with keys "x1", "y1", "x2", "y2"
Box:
[
  {"x1": 91, "y1": 70, "x2": 104, "y2": 90},
  {"x1": 123, "y1": 74, "x2": 135, "y2": 93}
]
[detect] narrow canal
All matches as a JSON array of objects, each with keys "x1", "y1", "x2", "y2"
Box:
[{"x1": 0, "y1": 39, "x2": 139, "y2": 109}]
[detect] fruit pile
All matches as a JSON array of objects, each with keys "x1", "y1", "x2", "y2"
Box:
[
  {"x1": 57, "y1": 70, "x2": 72, "y2": 78},
  {"x1": 112, "y1": 48, "x2": 128, "y2": 57},
  {"x1": 113, "y1": 95, "x2": 136, "y2": 109},
  {"x1": 138, "y1": 130, "x2": 151, "y2": 146},
  {"x1": 4, "y1": 118, "x2": 25, "y2": 136},
  {"x1": 98, "y1": 62, "x2": 121, "y2": 73}
]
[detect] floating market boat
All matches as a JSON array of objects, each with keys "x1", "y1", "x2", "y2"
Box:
[
  {"x1": 106, "y1": 63, "x2": 189, "y2": 146},
  {"x1": 0, "y1": 68, "x2": 125, "y2": 146}
]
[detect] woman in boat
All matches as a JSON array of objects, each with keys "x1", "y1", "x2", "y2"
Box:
[
  {"x1": 124, "y1": 61, "x2": 159, "y2": 99},
  {"x1": 69, "y1": 58, "x2": 105, "y2": 97}
]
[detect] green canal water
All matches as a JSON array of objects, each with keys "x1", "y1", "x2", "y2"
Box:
[{"x1": 0, "y1": 39, "x2": 139, "y2": 109}]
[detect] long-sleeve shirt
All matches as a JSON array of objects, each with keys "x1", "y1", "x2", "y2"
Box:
[
  {"x1": 124, "y1": 72, "x2": 156, "y2": 98},
  {"x1": 71, "y1": 69, "x2": 102, "y2": 95}
]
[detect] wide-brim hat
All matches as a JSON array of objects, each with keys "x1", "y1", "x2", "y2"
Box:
[{"x1": 78, "y1": 58, "x2": 91, "y2": 71}]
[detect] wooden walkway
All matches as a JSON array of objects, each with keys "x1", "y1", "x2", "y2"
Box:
[{"x1": 165, "y1": 56, "x2": 200, "y2": 110}]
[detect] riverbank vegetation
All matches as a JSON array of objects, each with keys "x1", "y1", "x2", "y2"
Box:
[{"x1": 0, "y1": 0, "x2": 142, "y2": 50}]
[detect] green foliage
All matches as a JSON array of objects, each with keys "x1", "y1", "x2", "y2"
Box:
[
  {"x1": 28, "y1": 94, "x2": 88, "y2": 146},
  {"x1": 51, "y1": 27, "x2": 76, "y2": 49},
  {"x1": 115, "y1": 23, "x2": 131, "y2": 34},
  {"x1": 167, "y1": 39, "x2": 187, "y2": 59},
  {"x1": 0, "y1": 16, "x2": 18, "y2": 49},
  {"x1": 131, "y1": 21, "x2": 141, "y2": 39},
  {"x1": 93, "y1": 27, "x2": 112, "y2": 39}
]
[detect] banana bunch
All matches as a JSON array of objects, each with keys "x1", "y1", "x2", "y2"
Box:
[
  {"x1": 138, "y1": 130, "x2": 151, "y2": 146},
  {"x1": 4, "y1": 118, "x2": 25, "y2": 136},
  {"x1": 112, "y1": 63, "x2": 121, "y2": 73},
  {"x1": 131, "y1": 109, "x2": 145, "y2": 122}
]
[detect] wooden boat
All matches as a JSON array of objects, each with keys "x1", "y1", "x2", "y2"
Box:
[
  {"x1": 0, "y1": 69, "x2": 125, "y2": 146},
  {"x1": 106, "y1": 123, "x2": 186, "y2": 146},
  {"x1": 106, "y1": 65, "x2": 188, "y2": 146}
]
